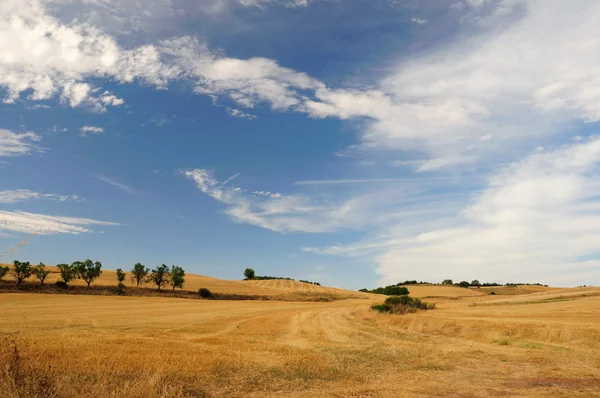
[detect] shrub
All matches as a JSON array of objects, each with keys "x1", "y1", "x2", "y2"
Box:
[
  {"x1": 385, "y1": 295, "x2": 414, "y2": 305},
  {"x1": 54, "y1": 281, "x2": 68, "y2": 289},
  {"x1": 490, "y1": 291, "x2": 496, "y2": 295},
  {"x1": 198, "y1": 288, "x2": 212, "y2": 298},
  {"x1": 116, "y1": 282, "x2": 126, "y2": 295},
  {"x1": 0, "y1": 265, "x2": 9, "y2": 281},
  {"x1": 459, "y1": 281, "x2": 470, "y2": 289},
  {"x1": 372, "y1": 295, "x2": 435, "y2": 315},
  {"x1": 371, "y1": 303, "x2": 392, "y2": 313}
]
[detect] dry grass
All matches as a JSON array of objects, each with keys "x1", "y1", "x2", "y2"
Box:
[
  {"x1": 1, "y1": 285, "x2": 600, "y2": 397},
  {"x1": 0, "y1": 265, "x2": 371, "y2": 301}
]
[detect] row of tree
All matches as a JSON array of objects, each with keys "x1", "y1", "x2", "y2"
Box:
[
  {"x1": 0, "y1": 261, "x2": 187, "y2": 292},
  {"x1": 242, "y1": 268, "x2": 320, "y2": 285},
  {"x1": 441, "y1": 280, "x2": 547, "y2": 288}
]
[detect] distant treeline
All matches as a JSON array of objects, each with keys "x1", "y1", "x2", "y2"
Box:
[
  {"x1": 395, "y1": 280, "x2": 430, "y2": 285},
  {"x1": 242, "y1": 268, "x2": 320, "y2": 285},
  {"x1": 359, "y1": 285, "x2": 409, "y2": 296},
  {"x1": 359, "y1": 279, "x2": 548, "y2": 293},
  {"x1": 252, "y1": 276, "x2": 294, "y2": 281}
]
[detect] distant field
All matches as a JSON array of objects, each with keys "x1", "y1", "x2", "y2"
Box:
[
  {"x1": 0, "y1": 265, "x2": 371, "y2": 300},
  {"x1": 1, "y1": 283, "x2": 600, "y2": 397}
]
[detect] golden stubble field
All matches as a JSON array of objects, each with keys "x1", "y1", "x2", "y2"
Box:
[{"x1": 1, "y1": 279, "x2": 600, "y2": 397}]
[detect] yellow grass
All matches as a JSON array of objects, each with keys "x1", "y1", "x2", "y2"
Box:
[
  {"x1": 0, "y1": 265, "x2": 372, "y2": 300},
  {"x1": 2, "y1": 284, "x2": 600, "y2": 397}
]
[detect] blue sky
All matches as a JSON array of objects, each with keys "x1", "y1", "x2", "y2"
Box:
[{"x1": 1, "y1": 0, "x2": 600, "y2": 289}]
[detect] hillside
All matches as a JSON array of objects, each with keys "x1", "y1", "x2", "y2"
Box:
[{"x1": 0, "y1": 265, "x2": 372, "y2": 300}]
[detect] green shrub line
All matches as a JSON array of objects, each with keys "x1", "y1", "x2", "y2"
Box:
[{"x1": 359, "y1": 285, "x2": 409, "y2": 295}]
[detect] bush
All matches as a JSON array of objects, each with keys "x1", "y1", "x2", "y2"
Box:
[
  {"x1": 116, "y1": 282, "x2": 126, "y2": 295},
  {"x1": 372, "y1": 295, "x2": 435, "y2": 315},
  {"x1": 385, "y1": 295, "x2": 414, "y2": 305},
  {"x1": 371, "y1": 303, "x2": 392, "y2": 313},
  {"x1": 198, "y1": 288, "x2": 212, "y2": 298},
  {"x1": 490, "y1": 291, "x2": 496, "y2": 295},
  {"x1": 54, "y1": 281, "x2": 68, "y2": 289}
]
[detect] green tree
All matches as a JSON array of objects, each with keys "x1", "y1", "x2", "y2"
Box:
[
  {"x1": 32, "y1": 262, "x2": 50, "y2": 285},
  {"x1": 0, "y1": 265, "x2": 9, "y2": 281},
  {"x1": 244, "y1": 268, "x2": 255, "y2": 280},
  {"x1": 459, "y1": 281, "x2": 470, "y2": 289},
  {"x1": 471, "y1": 279, "x2": 481, "y2": 287},
  {"x1": 57, "y1": 263, "x2": 77, "y2": 286},
  {"x1": 131, "y1": 263, "x2": 149, "y2": 287},
  {"x1": 170, "y1": 265, "x2": 185, "y2": 291},
  {"x1": 75, "y1": 259, "x2": 103, "y2": 288},
  {"x1": 12, "y1": 260, "x2": 32, "y2": 287},
  {"x1": 442, "y1": 279, "x2": 453, "y2": 285},
  {"x1": 116, "y1": 268, "x2": 126, "y2": 283},
  {"x1": 147, "y1": 264, "x2": 170, "y2": 290}
]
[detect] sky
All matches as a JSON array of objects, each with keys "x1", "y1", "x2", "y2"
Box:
[{"x1": 1, "y1": 0, "x2": 600, "y2": 289}]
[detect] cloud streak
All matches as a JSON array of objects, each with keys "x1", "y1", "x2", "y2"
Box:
[
  {"x1": 0, "y1": 190, "x2": 80, "y2": 204},
  {"x1": 91, "y1": 174, "x2": 137, "y2": 195},
  {"x1": 0, "y1": 211, "x2": 119, "y2": 235}
]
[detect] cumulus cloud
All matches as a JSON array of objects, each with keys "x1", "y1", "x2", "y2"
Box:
[
  {"x1": 0, "y1": 211, "x2": 119, "y2": 235},
  {"x1": 0, "y1": 1, "x2": 319, "y2": 114},
  {"x1": 0, "y1": 130, "x2": 42, "y2": 157},
  {"x1": 0, "y1": 190, "x2": 80, "y2": 204},
  {"x1": 305, "y1": 138, "x2": 600, "y2": 285}
]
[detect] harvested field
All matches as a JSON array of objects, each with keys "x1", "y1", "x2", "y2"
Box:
[{"x1": 1, "y1": 285, "x2": 600, "y2": 397}]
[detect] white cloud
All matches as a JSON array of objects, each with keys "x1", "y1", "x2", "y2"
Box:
[
  {"x1": 0, "y1": 189, "x2": 80, "y2": 204},
  {"x1": 306, "y1": 138, "x2": 600, "y2": 285},
  {"x1": 91, "y1": 173, "x2": 137, "y2": 195},
  {"x1": 0, "y1": 130, "x2": 42, "y2": 157},
  {"x1": 183, "y1": 169, "x2": 351, "y2": 233},
  {"x1": 410, "y1": 17, "x2": 428, "y2": 25},
  {"x1": 80, "y1": 126, "x2": 105, "y2": 135},
  {"x1": 183, "y1": 168, "x2": 454, "y2": 234},
  {"x1": 0, "y1": 211, "x2": 119, "y2": 235},
  {"x1": 226, "y1": 107, "x2": 257, "y2": 120}
]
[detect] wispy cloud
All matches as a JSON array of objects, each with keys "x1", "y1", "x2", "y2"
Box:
[
  {"x1": 91, "y1": 173, "x2": 137, "y2": 195},
  {"x1": 0, "y1": 189, "x2": 80, "y2": 204},
  {"x1": 293, "y1": 178, "x2": 435, "y2": 186},
  {"x1": 0, "y1": 129, "x2": 42, "y2": 157},
  {"x1": 0, "y1": 211, "x2": 119, "y2": 235},
  {"x1": 222, "y1": 173, "x2": 240, "y2": 186}
]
